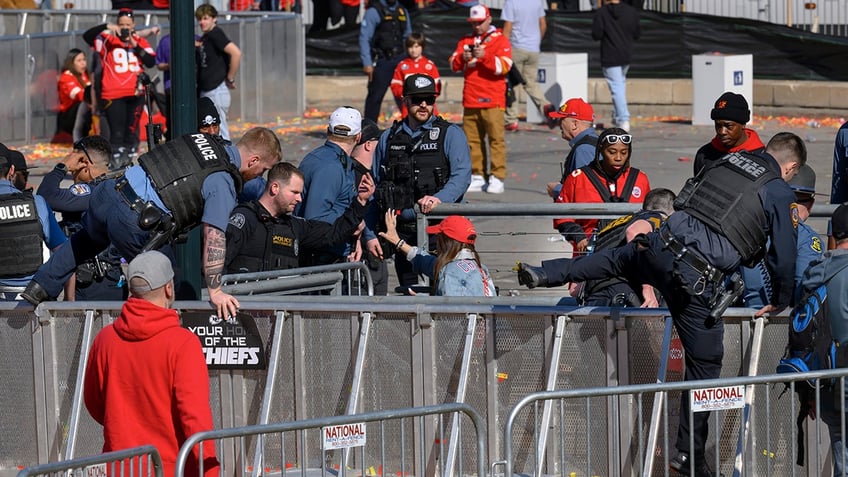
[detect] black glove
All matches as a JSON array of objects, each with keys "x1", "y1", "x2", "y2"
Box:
[{"x1": 518, "y1": 263, "x2": 548, "y2": 289}]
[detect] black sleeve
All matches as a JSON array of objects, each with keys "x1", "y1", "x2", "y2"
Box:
[
  {"x1": 135, "y1": 45, "x2": 156, "y2": 68},
  {"x1": 83, "y1": 24, "x2": 106, "y2": 46},
  {"x1": 294, "y1": 201, "x2": 367, "y2": 251},
  {"x1": 225, "y1": 207, "x2": 252, "y2": 271},
  {"x1": 557, "y1": 222, "x2": 588, "y2": 245}
]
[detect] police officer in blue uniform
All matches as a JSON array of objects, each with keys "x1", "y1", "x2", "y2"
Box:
[
  {"x1": 0, "y1": 145, "x2": 67, "y2": 300},
  {"x1": 37, "y1": 135, "x2": 128, "y2": 301},
  {"x1": 517, "y1": 132, "x2": 806, "y2": 477},
  {"x1": 371, "y1": 74, "x2": 472, "y2": 288},
  {"x1": 22, "y1": 128, "x2": 281, "y2": 322},
  {"x1": 359, "y1": 0, "x2": 411, "y2": 121},
  {"x1": 225, "y1": 162, "x2": 374, "y2": 274}
]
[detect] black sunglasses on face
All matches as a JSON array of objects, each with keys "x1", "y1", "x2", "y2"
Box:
[
  {"x1": 73, "y1": 138, "x2": 93, "y2": 164},
  {"x1": 408, "y1": 95, "x2": 437, "y2": 106}
]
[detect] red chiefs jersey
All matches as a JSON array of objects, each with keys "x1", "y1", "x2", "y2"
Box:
[
  {"x1": 57, "y1": 70, "x2": 90, "y2": 113},
  {"x1": 449, "y1": 27, "x2": 512, "y2": 109},
  {"x1": 391, "y1": 55, "x2": 441, "y2": 117},
  {"x1": 553, "y1": 165, "x2": 651, "y2": 234},
  {"x1": 95, "y1": 31, "x2": 155, "y2": 100}
]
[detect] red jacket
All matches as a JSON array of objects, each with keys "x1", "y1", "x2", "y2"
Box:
[
  {"x1": 57, "y1": 70, "x2": 90, "y2": 113},
  {"x1": 391, "y1": 55, "x2": 441, "y2": 117},
  {"x1": 553, "y1": 164, "x2": 651, "y2": 235},
  {"x1": 449, "y1": 26, "x2": 512, "y2": 109},
  {"x1": 84, "y1": 297, "x2": 219, "y2": 477},
  {"x1": 95, "y1": 31, "x2": 155, "y2": 100}
]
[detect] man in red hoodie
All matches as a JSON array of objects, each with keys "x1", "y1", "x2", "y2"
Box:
[
  {"x1": 693, "y1": 91, "x2": 765, "y2": 176},
  {"x1": 84, "y1": 251, "x2": 218, "y2": 477}
]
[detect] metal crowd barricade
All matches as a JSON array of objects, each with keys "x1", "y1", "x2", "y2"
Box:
[
  {"x1": 17, "y1": 446, "x2": 164, "y2": 477},
  {"x1": 174, "y1": 403, "x2": 487, "y2": 477},
  {"x1": 221, "y1": 262, "x2": 374, "y2": 296},
  {"x1": 498, "y1": 369, "x2": 848, "y2": 477}
]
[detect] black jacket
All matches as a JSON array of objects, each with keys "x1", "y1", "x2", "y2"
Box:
[{"x1": 591, "y1": 2, "x2": 641, "y2": 68}]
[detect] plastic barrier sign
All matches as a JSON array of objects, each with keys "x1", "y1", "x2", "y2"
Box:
[
  {"x1": 323, "y1": 423, "x2": 367, "y2": 450},
  {"x1": 183, "y1": 312, "x2": 267, "y2": 370},
  {"x1": 690, "y1": 385, "x2": 745, "y2": 412}
]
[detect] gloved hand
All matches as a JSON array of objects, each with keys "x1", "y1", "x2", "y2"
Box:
[{"x1": 517, "y1": 262, "x2": 548, "y2": 289}]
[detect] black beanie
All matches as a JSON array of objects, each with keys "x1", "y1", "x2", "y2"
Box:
[{"x1": 710, "y1": 92, "x2": 750, "y2": 124}]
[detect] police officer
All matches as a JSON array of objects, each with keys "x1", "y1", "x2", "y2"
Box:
[
  {"x1": 576, "y1": 187, "x2": 675, "y2": 307},
  {"x1": 36, "y1": 135, "x2": 127, "y2": 301},
  {"x1": 23, "y1": 128, "x2": 282, "y2": 323},
  {"x1": 371, "y1": 73, "x2": 472, "y2": 289},
  {"x1": 225, "y1": 162, "x2": 375, "y2": 274},
  {"x1": 0, "y1": 145, "x2": 67, "y2": 300},
  {"x1": 517, "y1": 132, "x2": 805, "y2": 477},
  {"x1": 359, "y1": 0, "x2": 411, "y2": 122}
]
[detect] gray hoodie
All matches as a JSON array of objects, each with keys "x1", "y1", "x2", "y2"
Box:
[{"x1": 802, "y1": 249, "x2": 848, "y2": 344}]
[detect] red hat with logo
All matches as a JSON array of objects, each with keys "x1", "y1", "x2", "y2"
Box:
[
  {"x1": 426, "y1": 216, "x2": 477, "y2": 244},
  {"x1": 467, "y1": 4, "x2": 490, "y2": 22},
  {"x1": 548, "y1": 98, "x2": 595, "y2": 122}
]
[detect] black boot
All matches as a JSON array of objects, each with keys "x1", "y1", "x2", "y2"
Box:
[
  {"x1": 669, "y1": 452, "x2": 724, "y2": 477},
  {"x1": 21, "y1": 280, "x2": 52, "y2": 306},
  {"x1": 517, "y1": 263, "x2": 549, "y2": 289}
]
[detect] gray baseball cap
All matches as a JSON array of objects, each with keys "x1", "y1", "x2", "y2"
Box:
[{"x1": 128, "y1": 251, "x2": 174, "y2": 292}]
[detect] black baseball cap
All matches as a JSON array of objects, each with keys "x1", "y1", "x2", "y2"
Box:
[
  {"x1": 833, "y1": 203, "x2": 848, "y2": 241},
  {"x1": 0, "y1": 144, "x2": 28, "y2": 172},
  {"x1": 403, "y1": 74, "x2": 438, "y2": 97},
  {"x1": 358, "y1": 118, "x2": 382, "y2": 145}
]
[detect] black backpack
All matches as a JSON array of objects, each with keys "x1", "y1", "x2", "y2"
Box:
[{"x1": 775, "y1": 283, "x2": 838, "y2": 466}]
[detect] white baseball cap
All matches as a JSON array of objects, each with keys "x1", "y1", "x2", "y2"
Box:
[{"x1": 328, "y1": 107, "x2": 362, "y2": 136}]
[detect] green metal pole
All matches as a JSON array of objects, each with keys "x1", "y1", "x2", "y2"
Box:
[{"x1": 171, "y1": 1, "x2": 201, "y2": 300}]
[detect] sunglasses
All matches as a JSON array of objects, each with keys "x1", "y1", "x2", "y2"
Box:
[
  {"x1": 408, "y1": 95, "x2": 437, "y2": 106},
  {"x1": 602, "y1": 134, "x2": 632, "y2": 145},
  {"x1": 73, "y1": 138, "x2": 93, "y2": 164},
  {"x1": 117, "y1": 9, "x2": 133, "y2": 18},
  {"x1": 17, "y1": 170, "x2": 29, "y2": 180}
]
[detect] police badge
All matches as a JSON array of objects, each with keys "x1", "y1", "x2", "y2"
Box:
[{"x1": 430, "y1": 127, "x2": 440, "y2": 141}]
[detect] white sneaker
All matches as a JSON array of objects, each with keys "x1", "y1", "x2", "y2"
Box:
[
  {"x1": 485, "y1": 176, "x2": 504, "y2": 194},
  {"x1": 467, "y1": 174, "x2": 485, "y2": 192},
  {"x1": 619, "y1": 120, "x2": 631, "y2": 132}
]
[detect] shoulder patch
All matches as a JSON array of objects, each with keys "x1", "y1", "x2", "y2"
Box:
[
  {"x1": 570, "y1": 169, "x2": 583, "y2": 178},
  {"x1": 811, "y1": 235, "x2": 822, "y2": 253},
  {"x1": 790, "y1": 203, "x2": 800, "y2": 229},
  {"x1": 229, "y1": 213, "x2": 246, "y2": 229},
  {"x1": 70, "y1": 183, "x2": 92, "y2": 196},
  {"x1": 632, "y1": 186, "x2": 643, "y2": 199}
]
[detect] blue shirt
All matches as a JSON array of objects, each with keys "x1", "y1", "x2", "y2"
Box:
[
  {"x1": 552, "y1": 128, "x2": 599, "y2": 197},
  {"x1": 124, "y1": 144, "x2": 241, "y2": 232},
  {"x1": 155, "y1": 34, "x2": 171, "y2": 90},
  {"x1": 501, "y1": 0, "x2": 545, "y2": 53},
  {"x1": 372, "y1": 116, "x2": 472, "y2": 223},
  {"x1": 359, "y1": 0, "x2": 412, "y2": 67},
  {"x1": 0, "y1": 180, "x2": 67, "y2": 287},
  {"x1": 296, "y1": 140, "x2": 357, "y2": 256}
]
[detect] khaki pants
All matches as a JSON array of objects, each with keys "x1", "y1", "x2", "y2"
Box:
[
  {"x1": 505, "y1": 47, "x2": 547, "y2": 124},
  {"x1": 463, "y1": 107, "x2": 507, "y2": 180}
]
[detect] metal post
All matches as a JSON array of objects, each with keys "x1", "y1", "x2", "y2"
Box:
[
  {"x1": 642, "y1": 315, "x2": 674, "y2": 476},
  {"x1": 341, "y1": 312, "x2": 373, "y2": 470},
  {"x1": 171, "y1": 0, "x2": 201, "y2": 299},
  {"x1": 732, "y1": 315, "x2": 766, "y2": 477},
  {"x1": 251, "y1": 311, "x2": 287, "y2": 477},
  {"x1": 64, "y1": 309, "x2": 97, "y2": 459},
  {"x1": 444, "y1": 313, "x2": 478, "y2": 477},
  {"x1": 535, "y1": 314, "x2": 568, "y2": 477}
]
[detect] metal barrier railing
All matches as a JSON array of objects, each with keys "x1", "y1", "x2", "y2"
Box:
[
  {"x1": 498, "y1": 369, "x2": 848, "y2": 477},
  {"x1": 174, "y1": 403, "x2": 487, "y2": 477},
  {"x1": 17, "y1": 446, "x2": 164, "y2": 477},
  {"x1": 222, "y1": 262, "x2": 374, "y2": 297}
]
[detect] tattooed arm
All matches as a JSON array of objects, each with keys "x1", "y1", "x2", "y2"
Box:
[{"x1": 204, "y1": 223, "x2": 240, "y2": 320}]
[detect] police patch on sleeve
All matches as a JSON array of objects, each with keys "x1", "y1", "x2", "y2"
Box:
[
  {"x1": 70, "y1": 183, "x2": 91, "y2": 196},
  {"x1": 790, "y1": 203, "x2": 800, "y2": 229},
  {"x1": 229, "y1": 213, "x2": 246, "y2": 229},
  {"x1": 811, "y1": 235, "x2": 822, "y2": 253}
]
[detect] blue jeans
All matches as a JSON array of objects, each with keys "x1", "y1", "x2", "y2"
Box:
[
  {"x1": 602, "y1": 65, "x2": 630, "y2": 125},
  {"x1": 200, "y1": 81, "x2": 232, "y2": 141},
  {"x1": 32, "y1": 179, "x2": 152, "y2": 298}
]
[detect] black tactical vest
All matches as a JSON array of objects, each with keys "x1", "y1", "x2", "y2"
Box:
[
  {"x1": 139, "y1": 133, "x2": 243, "y2": 231},
  {"x1": 0, "y1": 192, "x2": 44, "y2": 278},
  {"x1": 377, "y1": 118, "x2": 451, "y2": 211},
  {"x1": 674, "y1": 152, "x2": 779, "y2": 262},
  {"x1": 371, "y1": 2, "x2": 407, "y2": 60},
  {"x1": 226, "y1": 202, "x2": 299, "y2": 274}
]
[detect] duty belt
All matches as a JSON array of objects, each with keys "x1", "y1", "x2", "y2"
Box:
[
  {"x1": 660, "y1": 227, "x2": 725, "y2": 291},
  {"x1": 115, "y1": 176, "x2": 146, "y2": 214}
]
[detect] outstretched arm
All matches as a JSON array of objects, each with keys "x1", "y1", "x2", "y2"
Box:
[{"x1": 204, "y1": 223, "x2": 240, "y2": 320}]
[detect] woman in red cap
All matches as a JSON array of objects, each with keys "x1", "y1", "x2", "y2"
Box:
[{"x1": 380, "y1": 211, "x2": 495, "y2": 296}]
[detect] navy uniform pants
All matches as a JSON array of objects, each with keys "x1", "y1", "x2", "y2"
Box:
[
  {"x1": 543, "y1": 231, "x2": 724, "y2": 463},
  {"x1": 364, "y1": 54, "x2": 403, "y2": 122}
]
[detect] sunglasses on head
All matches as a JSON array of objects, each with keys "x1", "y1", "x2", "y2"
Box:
[
  {"x1": 117, "y1": 9, "x2": 133, "y2": 18},
  {"x1": 408, "y1": 95, "x2": 437, "y2": 106},
  {"x1": 602, "y1": 134, "x2": 632, "y2": 145},
  {"x1": 73, "y1": 138, "x2": 93, "y2": 164}
]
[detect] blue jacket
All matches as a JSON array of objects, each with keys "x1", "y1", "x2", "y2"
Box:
[
  {"x1": 359, "y1": 0, "x2": 412, "y2": 67},
  {"x1": 0, "y1": 180, "x2": 67, "y2": 287},
  {"x1": 296, "y1": 140, "x2": 357, "y2": 257},
  {"x1": 37, "y1": 164, "x2": 93, "y2": 213},
  {"x1": 407, "y1": 247, "x2": 496, "y2": 297}
]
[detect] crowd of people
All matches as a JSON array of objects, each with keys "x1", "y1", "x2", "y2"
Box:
[{"x1": 4, "y1": 2, "x2": 848, "y2": 476}]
